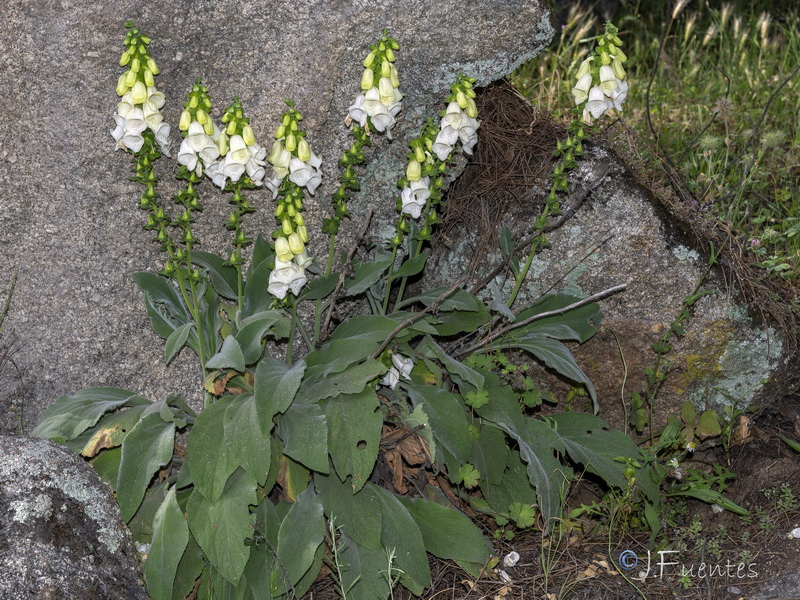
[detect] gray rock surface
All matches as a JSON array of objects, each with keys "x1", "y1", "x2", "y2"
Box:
[
  {"x1": 0, "y1": 0, "x2": 554, "y2": 433},
  {"x1": 0, "y1": 435, "x2": 147, "y2": 599},
  {"x1": 426, "y1": 142, "x2": 791, "y2": 427}
]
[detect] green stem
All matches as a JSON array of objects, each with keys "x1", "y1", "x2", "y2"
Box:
[
  {"x1": 392, "y1": 239, "x2": 423, "y2": 312},
  {"x1": 382, "y1": 245, "x2": 400, "y2": 315}
]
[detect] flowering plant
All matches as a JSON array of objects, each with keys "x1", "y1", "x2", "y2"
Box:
[{"x1": 33, "y1": 21, "x2": 655, "y2": 600}]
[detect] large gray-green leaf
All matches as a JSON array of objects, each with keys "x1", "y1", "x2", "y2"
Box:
[
  {"x1": 187, "y1": 468, "x2": 257, "y2": 586},
  {"x1": 235, "y1": 311, "x2": 291, "y2": 365},
  {"x1": 224, "y1": 395, "x2": 271, "y2": 486},
  {"x1": 370, "y1": 485, "x2": 431, "y2": 596},
  {"x1": 315, "y1": 473, "x2": 382, "y2": 550},
  {"x1": 144, "y1": 486, "x2": 189, "y2": 600},
  {"x1": 187, "y1": 396, "x2": 238, "y2": 502},
  {"x1": 277, "y1": 486, "x2": 325, "y2": 586},
  {"x1": 499, "y1": 335, "x2": 598, "y2": 413},
  {"x1": 404, "y1": 382, "x2": 471, "y2": 465},
  {"x1": 344, "y1": 260, "x2": 392, "y2": 296},
  {"x1": 550, "y1": 412, "x2": 637, "y2": 488},
  {"x1": 254, "y1": 357, "x2": 306, "y2": 432},
  {"x1": 206, "y1": 335, "x2": 246, "y2": 372},
  {"x1": 275, "y1": 400, "x2": 329, "y2": 473},
  {"x1": 191, "y1": 250, "x2": 239, "y2": 301},
  {"x1": 415, "y1": 335, "x2": 485, "y2": 391},
  {"x1": 32, "y1": 387, "x2": 151, "y2": 441},
  {"x1": 301, "y1": 358, "x2": 386, "y2": 402},
  {"x1": 324, "y1": 388, "x2": 384, "y2": 492},
  {"x1": 117, "y1": 412, "x2": 176, "y2": 522},
  {"x1": 513, "y1": 294, "x2": 602, "y2": 343},
  {"x1": 338, "y1": 533, "x2": 391, "y2": 600},
  {"x1": 396, "y1": 495, "x2": 491, "y2": 568}
]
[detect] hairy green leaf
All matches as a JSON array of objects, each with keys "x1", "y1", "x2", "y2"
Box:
[
  {"x1": 144, "y1": 486, "x2": 189, "y2": 600},
  {"x1": 344, "y1": 260, "x2": 392, "y2": 296},
  {"x1": 206, "y1": 335, "x2": 246, "y2": 372},
  {"x1": 275, "y1": 399, "x2": 329, "y2": 473},
  {"x1": 187, "y1": 396, "x2": 238, "y2": 502},
  {"x1": 277, "y1": 486, "x2": 325, "y2": 586},
  {"x1": 117, "y1": 412, "x2": 175, "y2": 521},
  {"x1": 324, "y1": 388, "x2": 384, "y2": 492},
  {"x1": 33, "y1": 387, "x2": 151, "y2": 441},
  {"x1": 315, "y1": 472, "x2": 382, "y2": 550},
  {"x1": 224, "y1": 395, "x2": 271, "y2": 486},
  {"x1": 187, "y1": 468, "x2": 257, "y2": 586},
  {"x1": 405, "y1": 382, "x2": 471, "y2": 465},
  {"x1": 191, "y1": 250, "x2": 239, "y2": 300},
  {"x1": 165, "y1": 322, "x2": 193, "y2": 364}
]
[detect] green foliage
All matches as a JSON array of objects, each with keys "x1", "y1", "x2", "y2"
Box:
[{"x1": 30, "y1": 19, "x2": 705, "y2": 600}]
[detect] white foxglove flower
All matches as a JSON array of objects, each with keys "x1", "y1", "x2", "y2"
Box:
[
  {"x1": 432, "y1": 137, "x2": 454, "y2": 161},
  {"x1": 572, "y1": 72, "x2": 593, "y2": 105},
  {"x1": 585, "y1": 86, "x2": 609, "y2": 120},
  {"x1": 400, "y1": 177, "x2": 431, "y2": 219},
  {"x1": 347, "y1": 93, "x2": 368, "y2": 127},
  {"x1": 391, "y1": 353, "x2": 413, "y2": 379},
  {"x1": 268, "y1": 258, "x2": 307, "y2": 299},
  {"x1": 381, "y1": 367, "x2": 400, "y2": 389},
  {"x1": 609, "y1": 80, "x2": 629, "y2": 111},
  {"x1": 599, "y1": 65, "x2": 619, "y2": 95}
]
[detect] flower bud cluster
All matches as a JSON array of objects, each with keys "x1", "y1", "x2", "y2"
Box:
[
  {"x1": 266, "y1": 103, "x2": 322, "y2": 200},
  {"x1": 347, "y1": 30, "x2": 402, "y2": 138},
  {"x1": 431, "y1": 75, "x2": 480, "y2": 161},
  {"x1": 267, "y1": 103, "x2": 317, "y2": 300},
  {"x1": 571, "y1": 22, "x2": 629, "y2": 124},
  {"x1": 111, "y1": 22, "x2": 171, "y2": 155},
  {"x1": 176, "y1": 80, "x2": 221, "y2": 177},
  {"x1": 206, "y1": 98, "x2": 266, "y2": 189}
]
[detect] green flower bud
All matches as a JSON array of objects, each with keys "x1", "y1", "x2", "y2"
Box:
[
  {"x1": 119, "y1": 52, "x2": 131, "y2": 66},
  {"x1": 116, "y1": 73, "x2": 129, "y2": 96},
  {"x1": 414, "y1": 145, "x2": 426, "y2": 163},
  {"x1": 615, "y1": 48, "x2": 628, "y2": 63},
  {"x1": 196, "y1": 109, "x2": 208, "y2": 125},
  {"x1": 297, "y1": 225, "x2": 308, "y2": 243},
  {"x1": 288, "y1": 232, "x2": 304, "y2": 255},
  {"x1": 269, "y1": 140, "x2": 284, "y2": 164},
  {"x1": 363, "y1": 51, "x2": 376, "y2": 68},
  {"x1": 225, "y1": 120, "x2": 236, "y2": 135},
  {"x1": 131, "y1": 57, "x2": 141, "y2": 72},
  {"x1": 389, "y1": 65, "x2": 400, "y2": 88},
  {"x1": 381, "y1": 59, "x2": 391, "y2": 78},
  {"x1": 243, "y1": 124, "x2": 256, "y2": 146},
  {"x1": 297, "y1": 138, "x2": 311, "y2": 162},
  {"x1": 600, "y1": 50, "x2": 611, "y2": 66},
  {"x1": 612, "y1": 58, "x2": 626, "y2": 80},
  {"x1": 131, "y1": 80, "x2": 147, "y2": 104},
  {"x1": 189, "y1": 96, "x2": 199, "y2": 109},
  {"x1": 179, "y1": 110, "x2": 192, "y2": 131},
  {"x1": 275, "y1": 237, "x2": 293, "y2": 263},
  {"x1": 406, "y1": 159, "x2": 421, "y2": 182},
  {"x1": 282, "y1": 114, "x2": 291, "y2": 126},
  {"x1": 285, "y1": 132, "x2": 297, "y2": 152},
  {"x1": 385, "y1": 48, "x2": 395, "y2": 62},
  {"x1": 360, "y1": 68, "x2": 374, "y2": 91},
  {"x1": 456, "y1": 90, "x2": 468, "y2": 109},
  {"x1": 282, "y1": 218, "x2": 293, "y2": 235},
  {"x1": 217, "y1": 132, "x2": 229, "y2": 155},
  {"x1": 294, "y1": 213, "x2": 305, "y2": 226},
  {"x1": 147, "y1": 57, "x2": 159, "y2": 75},
  {"x1": 143, "y1": 69, "x2": 154, "y2": 87},
  {"x1": 466, "y1": 97, "x2": 478, "y2": 118},
  {"x1": 286, "y1": 204, "x2": 296, "y2": 217},
  {"x1": 124, "y1": 69, "x2": 137, "y2": 86},
  {"x1": 275, "y1": 204, "x2": 285, "y2": 217},
  {"x1": 203, "y1": 120, "x2": 214, "y2": 135}
]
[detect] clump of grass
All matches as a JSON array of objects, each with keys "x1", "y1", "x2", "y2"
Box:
[{"x1": 513, "y1": 2, "x2": 800, "y2": 282}]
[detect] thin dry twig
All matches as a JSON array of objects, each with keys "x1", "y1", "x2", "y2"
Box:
[{"x1": 319, "y1": 208, "x2": 374, "y2": 343}]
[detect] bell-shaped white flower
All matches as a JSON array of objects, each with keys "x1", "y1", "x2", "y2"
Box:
[
  {"x1": 228, "y1": 135, "x2": 251, "y2": 165},
  {"x1": 347, "y1": 93, "x2": 368, "y2": 127},
  {"x1": 381, "y1": 367, "x2": 400, "y2": 389},
  {"x1": 571, "y1": 72, "x2": 593, "y2": 105},
  {"x1": 400, "y1": 177, "x2": 431, "y2": 219},
  {"x1": 125, "y1": 108, "x2": 147, "y2": 135},
  {"x1": 289, "y1": 157, "x2": 313, "y2": 187},
  {"x1": 186, "y1": 121, "x2": 211, "y2": 152},
  {"x1": 599, "y1": 65, "x2": 619, "y2": 95},
  {"x1": 177, "y1": 138, "x2": 199, "y2": 171},
  {"x1": 609, "y1": 80, "x2": 629, "y2": 111},
  {"x1": 147, "y1": 86, "x2": 166, "y2": 109},
  {"x1": 268, "y1": 258, "x2": 307, "y2": 299},
  {"x1": 391, "y1": 353, "x2": 414, "y2": 379},
  {"x1": 585, "y1": 86, "x2": 609, "y2": 120},
  {"x1": 152, "y1": 121, "x2": 171, "y2": 155}
]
